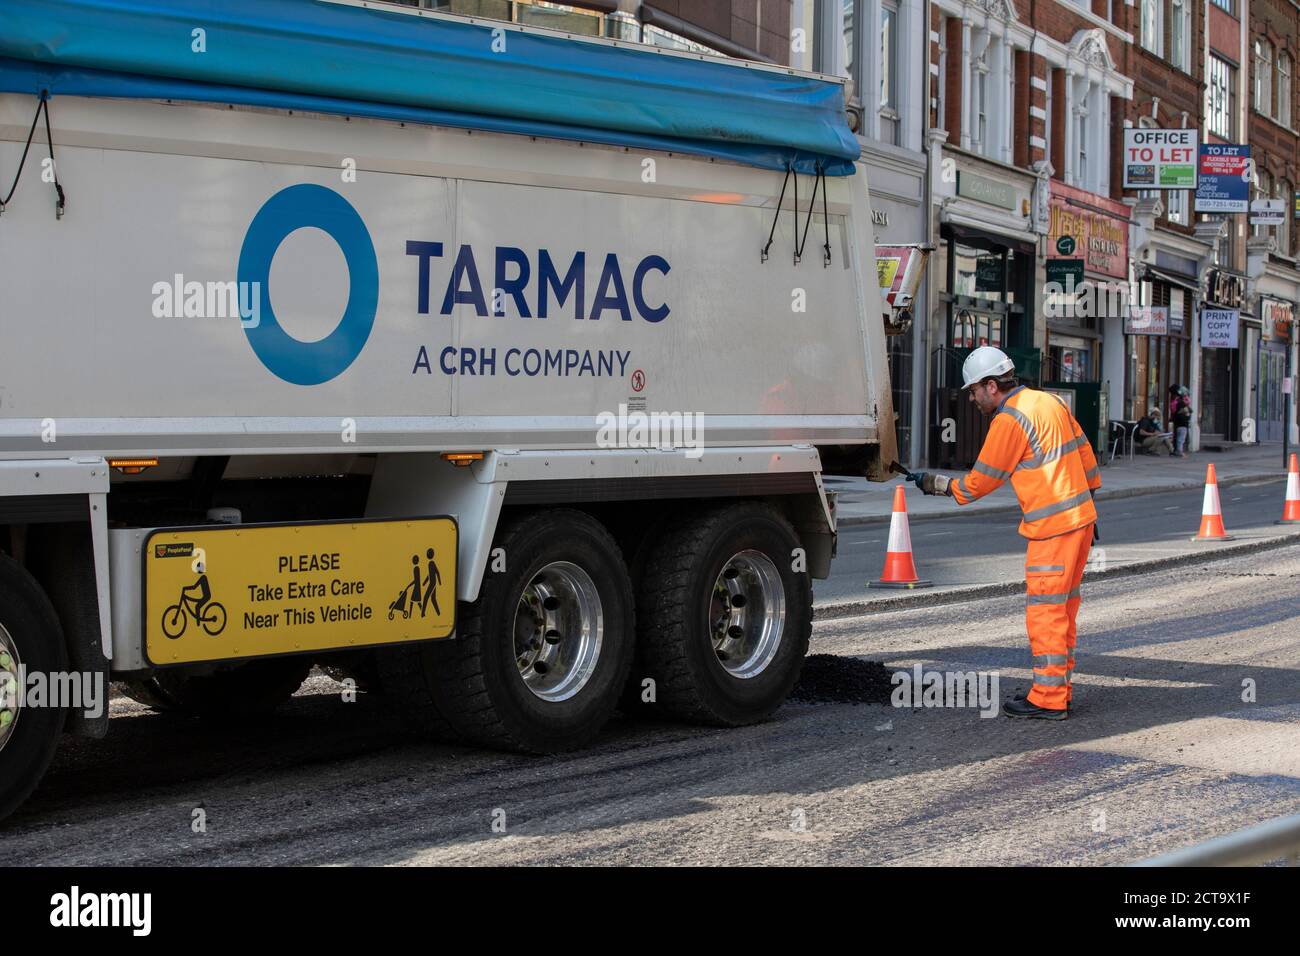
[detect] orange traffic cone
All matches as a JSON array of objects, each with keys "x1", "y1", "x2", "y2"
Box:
[
  {"x1": 1279, "y1": 453, "x2": 1300, "y2": 524},
  {"x1": 869, "y1": 485, "x2": 932, "y2": 589},
  {"x1": 1192, "y1": 463, "x2": 1234, "y2": 541}
]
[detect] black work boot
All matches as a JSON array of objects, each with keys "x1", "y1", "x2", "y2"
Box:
[
  {"x1": 1003, "y1": 696, "x2": 1068, "y2": 720},
  {"x1": 1012, "y1": 690, "x2": 1071, "y2": 712}
]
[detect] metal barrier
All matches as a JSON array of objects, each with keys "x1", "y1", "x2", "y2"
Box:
[{"x1": 1135, "y1": 813, "x2": 1300, "y2": 866}]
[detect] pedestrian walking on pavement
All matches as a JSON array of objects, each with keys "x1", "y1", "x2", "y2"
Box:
[{"x1": 907, "y1": 346, "x2": 1100, "y2": 720}]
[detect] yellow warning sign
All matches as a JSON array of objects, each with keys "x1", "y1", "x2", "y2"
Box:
[{"x1": 143, "y1": 517, "x2": 456, "y2": 666}]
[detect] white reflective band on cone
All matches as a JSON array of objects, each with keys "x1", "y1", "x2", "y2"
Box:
[
  {"x1": 886, "y1": 509, "x2": 913, "y2": 553},
  {"x1": 1203, "y1": 481, "x2": 1222, "y2": 516}
]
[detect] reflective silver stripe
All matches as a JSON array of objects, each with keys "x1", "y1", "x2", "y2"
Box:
[
  {"x1": 1000, "y1": 405, "x2": 1043, "y2": 458},
  {"x1": 1025, "y1": 564, "x2": 1065, "y2": 573},
  {"x1": 1017, "y1": 434, "x2": 1087, "y2": 471},
  {"x1": 957, "y1": 476, "x2": 972, "y2": 501},
  {"x1": 1027, "y1": 591, "x2": 1069, "y2": 606},
  {"x1": 1033, "y1": 674, "x2": 1068, "y2": 687},
  {"x1": 973, "y1": 460, "x2": 1012, "y2": 481},
  {"x1": 1066, "y1": 669, "x2": 1074, "y2": 682},
  {"x1": 1026, "y1": 586, "x2": 1081, "y2": 606},
  {"x1": 1023, "y1": 489, "x2": 1093, "y2": 524},
  {"x1": 1032, "y1": 654, "x2": 1070, "y2": 666},
  {"x1": 1084, "y1": 466, "x2": 1100, "y2": 482}
]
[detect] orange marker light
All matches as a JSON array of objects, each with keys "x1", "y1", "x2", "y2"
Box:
[
  {"x1": 108, "y1": 458, "x2": 159, "y2": 475},
  {"x1": 441, "y1": 452, "x2": 485, "y2": 467}
]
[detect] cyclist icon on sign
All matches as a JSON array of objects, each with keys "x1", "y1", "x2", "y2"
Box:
[{"x1": 161, "y1": 561, "x2": 227, "y2": 639}]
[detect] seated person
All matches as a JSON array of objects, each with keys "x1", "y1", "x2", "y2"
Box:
[{"x1": 1135, "y1": 408, "x2": 1173, "y2": 455}]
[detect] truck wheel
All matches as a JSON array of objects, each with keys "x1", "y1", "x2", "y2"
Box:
[
  {"x1": 631, "y1": 502, "x2": 811, "y2": 725},
  {"x1": 0, "y1": 553, "x2": 69, "y2": 823},
  {"x1": 382, "y1": 509, "x2": 634, "y2": 753},
  {"x1": 116, "y1": 656, "x2": 312, "y2": 719}
]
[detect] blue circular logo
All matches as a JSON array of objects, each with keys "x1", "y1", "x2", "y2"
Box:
[{"x1": 238, "y1": 184, "x2": 378, "y2": 386}]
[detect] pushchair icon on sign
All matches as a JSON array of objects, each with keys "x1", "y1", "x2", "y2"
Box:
[{"x1": 388, "y1": 580, "x2": 418, "y2": 620}]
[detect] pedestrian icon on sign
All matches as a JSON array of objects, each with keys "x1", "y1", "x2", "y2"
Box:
[{"x1": 387, "y1": 548, "x2": 443, "y2": 620}]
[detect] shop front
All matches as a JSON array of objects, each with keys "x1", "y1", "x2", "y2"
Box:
[
  {"x1": 1258, "y1": 297, "x2": 1294, "y2": 443},
  {"x1": 1199, "y1": 269, "x2": 1250, "y2": 442},
  {"x1": 1043, "y1": 182, "x2": 1128, "y2": 450},
  {"x1": 868, "y1": 159, "x2": 929, "y2": 467},
  {"x1": 926, "y1": 150, "x2": 1043, "y2": 468},
  {"x1": 1044, "y1": 183, "x2": 1128, "y2": 384},
  {"x1": 1127, "y1": 264, "x2": 1196, "y2": 423}
]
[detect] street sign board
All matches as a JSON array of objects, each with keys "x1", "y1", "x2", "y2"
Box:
[
  {"x1": 1195, "y1": 145, "x2": 1250, "y2": 213},
  {"x1": 1122, "y1": 128, "x2": 1198, "y2": 188}
]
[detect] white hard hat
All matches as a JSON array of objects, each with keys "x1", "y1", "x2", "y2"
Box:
[{"x1": 961, "y1": 346, "x2": 1016, "y2": 389}]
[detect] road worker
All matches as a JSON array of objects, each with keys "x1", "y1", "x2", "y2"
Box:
[{"x1": 909, "y1": 346, "x2": 1101, "y2": 720}]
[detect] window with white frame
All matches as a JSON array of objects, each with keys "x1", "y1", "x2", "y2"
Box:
[
  {"x1": 937, "y1": 16, "x2": 947, "y2": 133},
  {"x1": 1070, "y1": 77, "x2": 1099, "y2": 191},
  {"x1": 1170, "y1": 0, "x2": 1191, "y2": 72},
  {"x1": 1279, "y1": 51, "x2": 1292, "y2": 126},
  {"x1": 1140, "y1": 0, "x2": 1161, "y2": 56},
  {"x1": 879, "y1": 2, "x2": 899, "y2": 145},
  {"x1": 841, "y1": 0, "x2": 859, "y2": 98},
  {"x1": 1209, "y1": 213, "x2": 1234, "y2": 265},
  {"x1": 1167, "y1": 188, "x2": 1189, "y2": 224},
  {"x1": 1043, "y1": 73, "x2": 1052, "y2": 169},
  {"x1": 1252, "y1": 167, "x2": 1273, "y2": 238},
  {"x1": 972, "y1": 49, "x2": 989, "y2": 153},
  {"x1": 1277, "y1": 178, "x2": 1293, "y2": 254},
  {"x1": 1207, "y1": 55, "x2": 1235, "y2": 138},
  {"x1": 1209, "y1": 0, "x2": 1234, "y2": 13},
  {"x1": 1075, "y1": 100, "x2": 1088, "y2": 184},
  {"x1": 1255, "y1": 39, "x2": 1273, "y2": 114}
]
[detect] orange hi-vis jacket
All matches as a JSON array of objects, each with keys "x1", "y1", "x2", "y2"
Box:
[{"x1": 951, "y1": 385, "x2": 1101, "y2": 539}]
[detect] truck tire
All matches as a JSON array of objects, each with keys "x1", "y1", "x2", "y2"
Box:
[
  {"x1": 0, "y1": 553, "x2": 69, "y2": 823},
  {"x1": 629, "y1": 501, "x2": 811, "y2": 725},
  {"x1": 381, "y1": 509, "x2": 634, "y2": 753},
  {"x1": 116, "y1": 656, "x2": 312, "y2": 719}
]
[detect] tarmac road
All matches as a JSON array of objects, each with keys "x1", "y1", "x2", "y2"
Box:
[{"x1": 3, "y1": 543, "x2": 1298, "y2": 865}]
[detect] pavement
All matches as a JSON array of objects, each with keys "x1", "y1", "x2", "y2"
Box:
[
  {"x1": 5, "y1": 544, "x2": 1297, "y2": 865},
  {"x1": 829, "y1": 441, "x2": 1295, "y2": 525}
]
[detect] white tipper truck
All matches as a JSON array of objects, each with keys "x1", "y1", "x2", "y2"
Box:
[{"x1": 0, "y1": 0, "x2": 897, "y2": 821}]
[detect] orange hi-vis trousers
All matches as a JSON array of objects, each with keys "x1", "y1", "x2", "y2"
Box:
[{"x1": 1024, "y1": 523, "x2": 1093, "y2": 710}]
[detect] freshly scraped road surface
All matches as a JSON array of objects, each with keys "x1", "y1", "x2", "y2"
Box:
[{"x1": 4, "y1": 545, "x2": 1299, "y2": 865}]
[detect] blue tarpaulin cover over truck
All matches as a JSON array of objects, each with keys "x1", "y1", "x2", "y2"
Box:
[{"x1": 0, "y1": 0, "x2": 860, "y2": 175}]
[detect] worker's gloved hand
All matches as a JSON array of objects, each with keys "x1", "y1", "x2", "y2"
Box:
[
  {"x1": 910, "y1": 472, "x2": 951, "y2": 496},
  {"x1": 1090, "y1": 491, "x2": 1100, "y2": 541}
]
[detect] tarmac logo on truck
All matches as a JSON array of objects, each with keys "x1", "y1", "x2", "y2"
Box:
[
  {"x1": 238, "y1": 184, "x2": 379, "y2": 386},
  {"x1": 238, "y1": 184, "x2": 670, "y2": 386}
]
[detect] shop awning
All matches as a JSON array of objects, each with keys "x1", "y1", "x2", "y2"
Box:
[
  {"x1": 0, "y1": 0, "x2": 859, "y2": 176},
  {"x1": 1142, "y1": 266, "x2": 1200, "y2": 293}
]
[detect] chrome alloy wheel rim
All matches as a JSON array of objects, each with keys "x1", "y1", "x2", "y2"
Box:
[
  {"x1": 0, "y1": 623, "x2": 22, "y2": 755},
  {"x1": 514, "y1": 561, "x2": 604, "y2": 702},
  {"x1": 710, "y1": 550, "x2": 786, "y2": 679}
]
